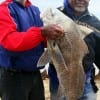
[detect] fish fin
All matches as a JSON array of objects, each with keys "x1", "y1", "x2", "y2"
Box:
[
  {"x1": 78, "y1": 25, "x2": 93, "y2": 39},
  {"x1": 37, "y1": 49, "x2": 51, "y2": 67},
  {"x1": 54, "y1": 44, "x2": 68, "y2": 71}
]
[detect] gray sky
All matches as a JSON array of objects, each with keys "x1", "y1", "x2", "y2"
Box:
[
  {"x1": 31, "y1": 0, "x2": 100, "y2": 19},
  {"x1": 0, "y1": 0, "x2": 100, "y2": 19}
]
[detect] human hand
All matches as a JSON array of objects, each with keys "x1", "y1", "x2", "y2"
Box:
[{"x1": 41, "y1": 24, "x2": 64, "y2": 39}]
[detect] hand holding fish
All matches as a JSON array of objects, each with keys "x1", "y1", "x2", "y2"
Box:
[{"x1": 41, "y1": 24, "x2": 64, "y2": 39}]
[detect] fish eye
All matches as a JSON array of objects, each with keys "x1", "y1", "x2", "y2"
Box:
[
  {"x1": 53, "y1": 42, "x2": 56, "y2": 47},
  {"x1": 51, "y1": 13, "x2": 54, "y2": 17}
]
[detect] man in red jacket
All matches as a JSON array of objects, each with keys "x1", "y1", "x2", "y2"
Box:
[{"x1": 0, "y1": 0, "x2": 64, "y2": 100}]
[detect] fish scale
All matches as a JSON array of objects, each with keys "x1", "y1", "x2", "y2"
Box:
[{"x1": 37, "y1": 8, "x2": 90, "y2": 100}]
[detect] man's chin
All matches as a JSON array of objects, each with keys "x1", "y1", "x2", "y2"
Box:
[{"x1": 74, "y1": 7, "x2": 86, "y2": 13}]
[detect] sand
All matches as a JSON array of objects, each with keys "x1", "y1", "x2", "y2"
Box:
[{"x1": 44, "y1": 76, "x2": 100, "y2": 100}]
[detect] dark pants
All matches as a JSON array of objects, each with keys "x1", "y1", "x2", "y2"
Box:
[{"x1": 0, "y1": 68, "x2": 45, "y2": 100}]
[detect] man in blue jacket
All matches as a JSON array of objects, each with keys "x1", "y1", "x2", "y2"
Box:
[
  {"x1": 48, "y1": 0, "x2": 100, "y2": 100},
  {"x1": 0, "y1": 0, "x2": 64, "y2": 100}
]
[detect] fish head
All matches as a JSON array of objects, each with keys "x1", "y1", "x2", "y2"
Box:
[{"x1": 40, "y1": 8, "x2": 55, "y2": 25}]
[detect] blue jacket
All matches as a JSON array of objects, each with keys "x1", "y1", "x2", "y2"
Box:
[{"x1": 0, "y1": 0, "x2": 45, "y2": 71}]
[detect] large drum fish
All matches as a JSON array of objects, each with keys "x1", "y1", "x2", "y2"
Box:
[{"x1": 38, "y1": 8, "x2": 88, "y2": 100}]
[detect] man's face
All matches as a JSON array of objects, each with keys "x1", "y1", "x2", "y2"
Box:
[{"x1": 68, "y1": 0, "x2": 90, "y2": 13}]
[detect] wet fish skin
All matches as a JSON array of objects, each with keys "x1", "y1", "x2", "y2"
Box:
[{"x1": 38, "y1": 8, "x2": 89, "y2": 100}]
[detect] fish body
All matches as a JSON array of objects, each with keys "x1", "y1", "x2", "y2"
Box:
[{"x1": 38, "y1": 8, "x2": 89, "y2": 100}]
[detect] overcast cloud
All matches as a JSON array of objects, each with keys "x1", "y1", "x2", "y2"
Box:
[
  {"x1": 32, "y1": 0, "x2": 100, "y2": 19},
  {"x1": 0, "y1": 0, "x2": 100, "y2": 18}
]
